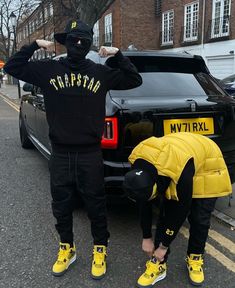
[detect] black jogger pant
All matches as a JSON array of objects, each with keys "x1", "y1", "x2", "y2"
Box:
[
  {"x1": 187, "y1": 197, "x2": 217, "y2": 255},
  {"x1": 49, "y1": 149, "x2": 110, "y2": 246},
  {"x1": 154, "y1": 197, "x2": 217, "y2": 257}
]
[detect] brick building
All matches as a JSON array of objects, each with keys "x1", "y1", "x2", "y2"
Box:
[
  {"x1": 155, "y1": 0, "x2": 235, "y2": 78},
  {"x1": 96, "y1": 0, "x2": 159, "y2": 50},
  {"x1": 17, "y1": 1, "x2": 55, "y2": 58},
  {"x1": 16, "y1": 0, "x2": 235, "y2": 78}
]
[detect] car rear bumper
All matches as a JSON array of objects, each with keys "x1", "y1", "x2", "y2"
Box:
[{"x1": 103, "y1": 160, "x2": 130, "y2": 195}]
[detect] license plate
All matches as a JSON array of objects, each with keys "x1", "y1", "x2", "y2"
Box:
[{"x1": 163, "y1": 118, "x2": 214, "y2": 135}]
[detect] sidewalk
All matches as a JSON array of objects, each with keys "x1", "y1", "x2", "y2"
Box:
[
  {"x1": 0, "y1": 83, "x2": 24, "y2": 105},
  {"x1": 0, "y1": 83, "x2": 235, "y2": 226}
]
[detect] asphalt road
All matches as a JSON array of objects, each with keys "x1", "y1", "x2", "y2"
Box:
[{"x1": 0, "y1": 95, "x2": 234, "y2": 288}]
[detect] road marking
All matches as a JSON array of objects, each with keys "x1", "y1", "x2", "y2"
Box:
[
  {"x1": 208, "y1": 229, "x2": 235, "y2": 254},
  {"x1": 180, "y1": 226, "x2": 235, "y2": 273},
  {"x1": 0, "y1": 94, "x2": 19, "y2": 112}
]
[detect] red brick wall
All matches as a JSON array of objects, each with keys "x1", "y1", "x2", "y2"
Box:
[
  {"x1": 99, "y1": 0, "x2": 121, "y2": 47},
  {"x1": 229, "y1": 0, "x2": 235, "y2": 39},
  {"x1": 120, "y1": 0, "x2": 159, "y2": 50},
  {"x1": 99, "y1": 0, "x2": 159, "y2": 50}
]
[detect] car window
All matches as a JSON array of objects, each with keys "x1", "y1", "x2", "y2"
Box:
[
  {"x1": 108, "y1": 55, "x2": 225, "y2": 98},
  {"x1": 110, "y1": 72, "x2": 225, "y2": 98}
]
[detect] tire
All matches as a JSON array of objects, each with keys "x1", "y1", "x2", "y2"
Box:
[{"x1": 19, "y1": 113, "x2": 34, "y2": 149}]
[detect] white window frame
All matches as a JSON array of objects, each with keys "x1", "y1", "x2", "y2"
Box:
[
  {"x1": 184, "y1": 1, "x2": 199, "y2": 42},
  {"x1": 211, "y1": 0, "x2": 231, "y2": 38},
  {"x1": 162, "y1": 10, "x2": 174, "y2": 45},
  {"x1": 93, "y1": 21, "x2": 99, "y2": 48},
  {"x1": 49, "y1": 3, "x2": 53, "y2": 16},
  {"x1": 104, "y1": 13, "x2": 112, "y2": 44},
  {"x1": 44, "y1": 5, "x2": 48, "y2": 20},
  {"x1": 38, "y1": 11, "x2": 43, "y2": 26}
]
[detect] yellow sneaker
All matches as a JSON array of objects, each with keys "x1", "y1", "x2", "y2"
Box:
[
  {"x1": 137, "y1": 257, "x2": 167, "y2": 287},
  {"x1": 186, "y1": 254, "x2": 204, "y2": 286},
  {"x1": 91, "y1": 245, "x2": 107, "y2": 279},
  {"x1": 52, "y1": 242, "x2": 76, "y2": 276}
]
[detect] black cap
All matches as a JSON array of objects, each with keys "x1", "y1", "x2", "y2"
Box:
[
  {"x1": 123, "y1": 159, "x2": 158, "y2": 201},
  {"x1": 54, "y1": 19, "x2": 93, "y2": 45},
  {"x1": 123, "y1": 169, "x2": 156, "y2": 201}
]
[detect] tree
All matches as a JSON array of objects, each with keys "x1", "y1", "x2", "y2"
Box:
[
  {"x1": 0, "y1": 0, "x2": 41, "y2": 61},
  {"x1": 55, "y1": 0, "x2": 115, "y2": 26}
]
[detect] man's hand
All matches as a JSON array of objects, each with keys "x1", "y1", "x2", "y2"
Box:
[
  {"x1": 142, "y1": 238, "x2": 155, "y2": 257},
  {"x1": 36, "y1": 40, "x2": 55, "y2": 52},
  {"x1": 98, "y1": 46, "x2": 119, "y2": 57},
  {"x1": 153, "y1": 245, "x2": 168, "y2": 262}
]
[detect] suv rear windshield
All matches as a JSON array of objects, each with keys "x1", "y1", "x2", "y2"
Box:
[{"x1": 108, "y1": 56, "x2": 225, "y2": 98}]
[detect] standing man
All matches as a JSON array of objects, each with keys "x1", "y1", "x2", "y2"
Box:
[
  {"x1": 4, "y1": 19, "x2": 142, "y2": 279},
  {"x1": 123, "y1": 132, "x2": 232, "y2": 287}
]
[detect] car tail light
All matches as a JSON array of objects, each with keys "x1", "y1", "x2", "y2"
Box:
[{"x1": 101, "y1": 117, "x2": 118, "y2": 149}]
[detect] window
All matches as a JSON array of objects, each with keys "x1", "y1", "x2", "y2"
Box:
[
  {"x1": 34, "y1": 19, "x2": 38, "y2": 30},
  {"x1": 184, "y1": 2, "x2": 199, "y2": 42},
  {"x1": 108, "y1": 56, "x2": 225, "y2": 99},
  {"x1": 104, "y1": 13, "x2": 112, "y2": 44},
  {"x1": 49, "y1": 3, "x2": 53, "y2": 16},
  {"x1": 211, "y1": 0, "x2": 231, "y2": 38},
  {"x1": 17, "y1": 31, "x2": 22, "y2": 43},
  {"x1": 32, "y1": 21, "x2": 35, "y2": 33},
  {"x1": 44, "y1": 6, "x2": 48, "y2": 20},
  {"x1": 29, "y1": 21, "x2": 32, "y2": 34},
  {"x1": 162, "y1": 10, "x2": 174, "y2": 45},
  {"x1": 93, "y1": 21, "x2": 99, "y2": 48}
]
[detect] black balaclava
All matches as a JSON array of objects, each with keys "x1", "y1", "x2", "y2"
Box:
[{"x1": 65, "y1": 33, "x2": 91, "y2": 61}]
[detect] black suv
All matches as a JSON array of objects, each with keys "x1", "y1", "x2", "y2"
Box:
[{"x1": 20, "y1": 50, "x2": 235, "y2": 196}]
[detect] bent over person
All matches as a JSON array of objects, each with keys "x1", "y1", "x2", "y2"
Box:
[
  {"x1": 123, "y1": 132, "x2": 232, "y2": 287},
  {"x1": 4, "y1": 19, "x2": 142, "y2": 279}
]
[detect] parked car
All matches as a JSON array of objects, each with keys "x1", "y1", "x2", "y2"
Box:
[
  {"x1": 220, "y1": 74, "x2": 235, "y2": 96},
  {"x1": 19, "y1": 50, "x2": 235, "y2": 196}
]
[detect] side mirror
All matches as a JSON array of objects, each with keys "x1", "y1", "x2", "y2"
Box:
[{"x1": 23, "y1": 83, "x2": 34, "y2": 92}]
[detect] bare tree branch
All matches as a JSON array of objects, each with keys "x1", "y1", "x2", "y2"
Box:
[
  {"x1": 0, "y1": 0, "x2": 41, "y2": 60},
  {"x1": 55, "y1": 0, "x2": 115, "y2": 26}
]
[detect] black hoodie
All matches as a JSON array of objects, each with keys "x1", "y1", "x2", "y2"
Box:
[{"x1": 4, "y1": 42, "x2": 142, "y2": 152}]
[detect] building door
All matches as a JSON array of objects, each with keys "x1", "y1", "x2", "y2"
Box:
[{"x1": 207, "y1": 55, "x2": 234, "y2": 79}]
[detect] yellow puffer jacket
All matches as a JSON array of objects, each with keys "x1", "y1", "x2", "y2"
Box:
[{"x1": 128, "y1": 132, "x2": 232, "y2": 200}]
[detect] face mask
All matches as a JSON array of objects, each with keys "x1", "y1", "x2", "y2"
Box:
[{"x1": 65, "y1": 34, "x2": 91, "y2": 60}]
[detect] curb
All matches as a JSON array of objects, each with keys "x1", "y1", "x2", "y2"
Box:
[{"x1": 212, "y1": 209, "x2": 235, "y2": 228}]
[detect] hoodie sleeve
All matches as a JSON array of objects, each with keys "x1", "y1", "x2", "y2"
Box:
[
  {"x1": 103, "y1": 50, "x2": 142, "y2": 90},
  {"x1": 4, "y1": 41, "x2": 46, "y2": 87},
  {"x1": 138, "y1": 201, "x2": 153, "y2": 239}
]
